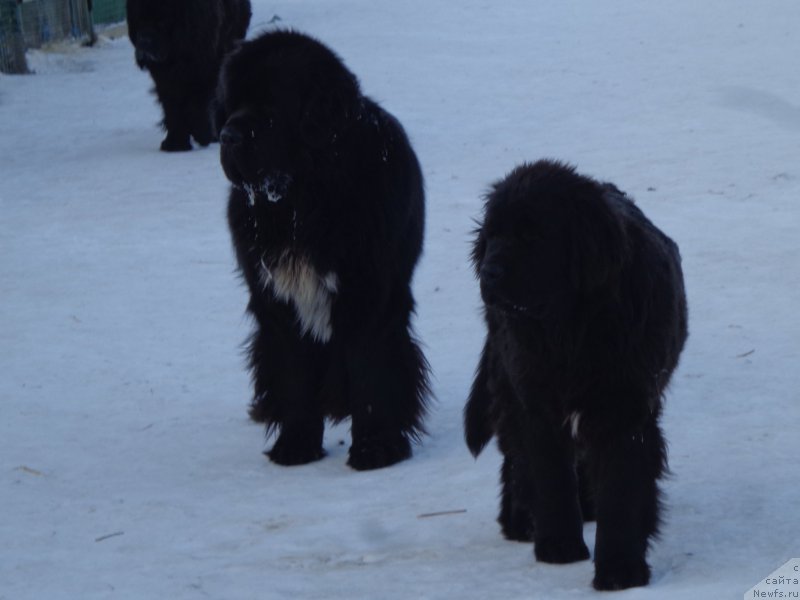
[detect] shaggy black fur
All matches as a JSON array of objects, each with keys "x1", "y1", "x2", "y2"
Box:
[
  {"x1": 218, "y1": 30, "x2": 429, "y2": 471},
  {"x1": 465, "y1": 160, "x2": 688, "y2": 590},
  {"x1": 126, "y1": 0, "x2": 251, "y2": 151}
]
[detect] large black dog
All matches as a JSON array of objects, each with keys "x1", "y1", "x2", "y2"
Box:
[
  {"x1": 126, "y1": 0, "x2": 251, "y2": 151},
  {"x1": 218, "y1": 31, "x2": 429, "y2": 471},
  {"x1": 466, "y1": 161, "x2": 688, "y2": 590}
]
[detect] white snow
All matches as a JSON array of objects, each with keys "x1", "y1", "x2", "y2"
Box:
[
  {"x1": 2, "y1": 1, "x2": 799, "y2": 598},
  {"x1": 243, "y1": 174, "x2": 290, "y2": 205}
]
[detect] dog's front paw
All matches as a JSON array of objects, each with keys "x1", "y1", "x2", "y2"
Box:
[
  {"x1": 347, "y1": 435, "x2": 411, "y2": 471},
  {"x1": 192, "y1": 125, "x2": 213, "y2": 147},
  {"x1": 593, "y1": 559, "x2": 650, "y2": 590},
  {"x1": 160, "y1": 134, "x2": 192, "y2": 152},
  {"x1": 499, "y1": 505, "x2": 535, "y2": 542},
  {"x1": 267, "y1": 435, "x2": 326, "y2": 466},
  {"x1": 534, "y1": 536, "x2": 590, "y2": 564}
]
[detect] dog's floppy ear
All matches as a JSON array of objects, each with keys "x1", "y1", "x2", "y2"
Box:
[
  {"x1": 464, "y1": 341, "x2": 494, "y2": 457},
  {"x1": 300, "y1": 70, "x2": 360, "y2": 148},
  {"x1": 470, "y1": 218, "x2": 487, "y2": 276},
  {"x1": 569, "y1": 187, "x2": 629, "y2": 291}
]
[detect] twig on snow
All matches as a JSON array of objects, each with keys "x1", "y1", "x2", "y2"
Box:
[
  {"x1": 417, "y1": 509, "x2": 467, "y2": 519},
  {"x1": 15, "y1": 466, "x2": 44, "y2": 476}
]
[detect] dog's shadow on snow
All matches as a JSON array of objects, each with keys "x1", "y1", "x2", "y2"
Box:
[{"x1": 717, "y1": 86, "x2": 800, "y2": 130}]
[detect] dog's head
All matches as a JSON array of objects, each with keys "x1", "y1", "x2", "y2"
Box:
[
  {"x1": 217, "y1": 30, "x2": 362, "y2": 199},
  {"x1": 127, "y1": 0, "x2": 180, "y2": 66},
  {"x1": 473, "y1": 160, "x2": 630, "y2": 317}
]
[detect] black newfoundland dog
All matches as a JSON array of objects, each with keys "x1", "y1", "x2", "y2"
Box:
[
  {"x1": 466, "y1": 160, "x2": 688, "y2": 590},
  {"x1": 217, "y1": 31, "x2": 429, "y2": 471},
  {"x1": 126, "y1": 0, "x2": 251, "y2": 151}
]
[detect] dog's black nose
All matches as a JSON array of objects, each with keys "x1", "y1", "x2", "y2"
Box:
[{"x1": 220, "y1": 125, "x2": 243, "y2": 146}]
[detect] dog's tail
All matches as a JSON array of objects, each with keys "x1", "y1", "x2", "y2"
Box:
[{"x1": 464, "y1": 341, "x2": 494, "y2": 456}]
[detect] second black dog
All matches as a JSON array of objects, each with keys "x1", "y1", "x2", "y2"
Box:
[
  {"x1": 127, "y1": 0, "x2": 251, "y2": 151},
  {"x1": 466, "y1": 160, "x2": 688, "y2": 590}
]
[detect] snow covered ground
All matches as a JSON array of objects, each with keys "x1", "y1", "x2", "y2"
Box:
[{"x1": 2, "y1": 1, "x2": 799, "y2": 598}]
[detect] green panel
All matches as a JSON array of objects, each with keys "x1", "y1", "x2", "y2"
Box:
[{"x1": 92, "y1": 0, "x2": 125, "y2": 24}]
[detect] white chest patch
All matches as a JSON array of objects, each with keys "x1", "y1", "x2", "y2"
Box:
[
  {"x1": 566, "y1": 411, "x2": 581, "y2": 440},
  {"x1": 260, "y1": 252, "x2": 338, "y2": 343}
]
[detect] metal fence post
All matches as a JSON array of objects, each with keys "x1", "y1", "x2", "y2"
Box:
[{"x1": 0, "y1": 0, "x2": 30, "y2": 74}]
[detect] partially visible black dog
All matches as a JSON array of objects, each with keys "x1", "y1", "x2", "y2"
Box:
[
  {"x1": 126, "y1": 0, "x2": 251, "y2": 151},
  {"x1": 466, "y1": 160, "x2": 687, "y2": 590},
  {"x1": 218, "y1": 31, "x2": 429, "y2": 470}
]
